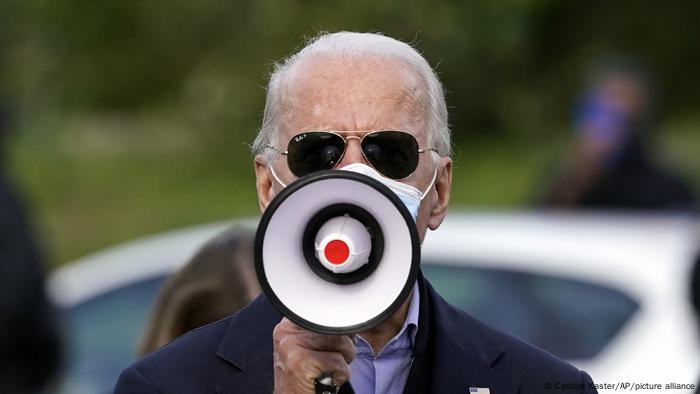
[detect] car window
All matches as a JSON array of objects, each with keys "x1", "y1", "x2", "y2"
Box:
[
  {"x1": 56, "y1": 276, "x2": 165, "y2": 394},
  {"x1": 422, "y1": 262, "x2": 639, "y2": 360}
]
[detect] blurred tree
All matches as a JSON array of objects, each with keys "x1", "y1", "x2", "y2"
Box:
[
  {"x1": 2, "y1": 0, "x2": 700, "y2": 136},
  {"x1": 2, "y1": 0, "x2": 700, "y2": 263}
]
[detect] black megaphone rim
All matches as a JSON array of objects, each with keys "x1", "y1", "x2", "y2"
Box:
[{"x1": 254, "y1": 170, "x2": 421, "y2": 334}]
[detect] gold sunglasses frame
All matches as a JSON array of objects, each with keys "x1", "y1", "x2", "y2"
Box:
[{"x1": 265, "y1": 130, "x2": 438, "y2": 180}]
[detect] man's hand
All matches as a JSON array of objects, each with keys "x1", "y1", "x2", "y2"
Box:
[{"x1": 273, "y1": 317, "x2": 356, "y2": 393}]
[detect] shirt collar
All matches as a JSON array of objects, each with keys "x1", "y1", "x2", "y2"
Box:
[
  {"x1": 404, "y1": 280, "x2": 420, "y2": 347},
  {"x1": 354, "y1": 280, "x2": 420, "y2": 356}
]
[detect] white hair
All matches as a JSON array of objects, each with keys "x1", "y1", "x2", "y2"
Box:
[{"x1": 251, "y1": 32, "x2": 451, "y2": 159}]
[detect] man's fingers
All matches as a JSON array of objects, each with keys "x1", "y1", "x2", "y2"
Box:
[
  {"x1": 301, "y1": 333, "x2": 355, "y2": 364},
  {"x1": 274, "y1": 318, "x2": 355, "y2": 364},
  {"x1": 305, "y1": 350, "x2": 351, "y2": 386},
  {"x1": 279, "y1": 348, "x2": 351, "y2": 390},
  {"x1": 273, "y1": 318, "x2": 355, "y2": 393}
]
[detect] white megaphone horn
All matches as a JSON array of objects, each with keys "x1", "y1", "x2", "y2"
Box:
[{"x1": 254, "y1": 170, "x2": 420, "y2": 335}]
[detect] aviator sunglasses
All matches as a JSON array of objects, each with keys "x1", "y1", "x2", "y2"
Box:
[{"x1": 266, "y1": 130, "x2": 438, "y2": 180}]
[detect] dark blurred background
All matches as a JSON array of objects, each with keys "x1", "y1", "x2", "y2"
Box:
[{"x1": 2, "y1": 0, "x2": 699, "y2": 266}]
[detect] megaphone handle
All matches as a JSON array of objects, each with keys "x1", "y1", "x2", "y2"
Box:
[{"x1": 314, "y1": 376, "x2": 338, "y2": 394}]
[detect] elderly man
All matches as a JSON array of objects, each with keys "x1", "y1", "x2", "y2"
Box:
[{"x1": 115, "y1": 32, "x2": 597, "y2": 394}]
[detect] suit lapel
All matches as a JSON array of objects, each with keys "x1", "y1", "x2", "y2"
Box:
[
  {"x1": 214, "y1": 294, "x2": 281, "y2": 393},
  {"x1": 215, "y1": 354, "x2": 274, "y2": 394},
  {"x1": 430, "y1": 335, "x2": 520, "y2": 394},
  {"x1": 423, "y1": 277, "x2": 521, "y2": 394},
  {"x1": 212, "y1": 276, "x2": 520, "y2": 394}
]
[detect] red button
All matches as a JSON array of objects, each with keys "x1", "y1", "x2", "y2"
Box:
[{"x1": 324, "y1": 239, "x2": 350, "y2": 265}]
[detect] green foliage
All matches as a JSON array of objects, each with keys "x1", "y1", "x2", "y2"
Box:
[
  {"x1": 1, "y1": 0, "x2": 699, "y2": 265},
  {"x1": 6, "y1": 1, "x2": 700, "y2": 128}
]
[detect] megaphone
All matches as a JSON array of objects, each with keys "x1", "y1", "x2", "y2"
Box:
[{"x1": 254, "y1": 170, "x2": 420, "y2": 334}]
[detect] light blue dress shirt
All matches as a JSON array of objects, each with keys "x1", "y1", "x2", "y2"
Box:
[{"x1": 349, "y1": 282, "x2": 419, "y2": 394}]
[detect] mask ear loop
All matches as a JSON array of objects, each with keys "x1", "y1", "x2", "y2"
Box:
[
  {"x1": 268, "y1": 163, "x2": 288, "y2": 188},
  {"x1": 417, "y1": 152, "x2": 441, "y2": 248},
  {"x1": 419, "y1": 152, "x2": 439, "y2": 200}
]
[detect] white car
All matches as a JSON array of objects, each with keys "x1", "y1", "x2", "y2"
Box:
[{"x1": 48, "y1": 212, "x2": 700, "y2": 394}]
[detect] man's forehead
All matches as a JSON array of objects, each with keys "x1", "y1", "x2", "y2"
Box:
[
  {"x1": 284, "y1": 55, "x2": 421, "y2": 93},
  {"x1": 278, "y1": 55, "x2": 428, "y2": 136}
]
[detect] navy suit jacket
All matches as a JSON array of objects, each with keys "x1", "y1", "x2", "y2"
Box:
[{"x1": 115, "y1": 273, "x2": 598, "y2": 393}]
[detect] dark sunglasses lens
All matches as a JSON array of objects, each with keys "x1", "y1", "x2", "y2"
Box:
[
  {"x1": 362, "y1": 131, "x2": 419, "y2": 179},
  {"x1": 287, "y1": 132, "x2": 345, "y2": 177}
]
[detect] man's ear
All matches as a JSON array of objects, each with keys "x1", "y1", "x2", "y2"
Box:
[
  {"x1": 254, "y1": 155, "x2": 275, "y2": 212},
  {"x1": 427, "y1": 157, "x2": 452, "y2": 231}
]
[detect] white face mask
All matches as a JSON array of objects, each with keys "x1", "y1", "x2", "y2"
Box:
[
  {"x1": 269, "y1": 162, "x2": 437, "y2": 222},
  {"x1": 339, "y1": 163, "x2": 435, "y2": 221}
]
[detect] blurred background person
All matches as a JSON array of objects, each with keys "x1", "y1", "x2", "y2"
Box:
[
  {"x1": 692, "y1": 252, "x2": 700, "y2": 394},
  {"x1": 0, "y1": 103, "x2": 62, "y2": 393},
  {"x1": 138, "y1": 228, "x2": 259, "y2": 356},
  {"x1": 540, "y1": 57, "x2": 697, "y2": 211}
]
